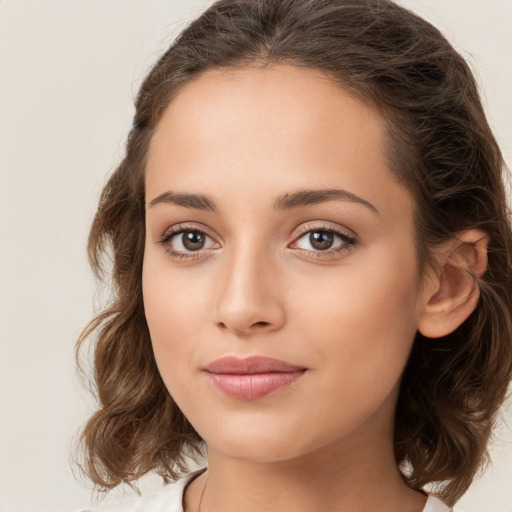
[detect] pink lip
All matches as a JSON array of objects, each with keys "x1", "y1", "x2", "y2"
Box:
[{"x1": 203, "y1": 356, "x2": 307, "y2": 400}]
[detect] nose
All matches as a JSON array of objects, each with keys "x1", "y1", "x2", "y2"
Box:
[{"x1": 215, "y1": 245, "x2": 286, "y2": 336}]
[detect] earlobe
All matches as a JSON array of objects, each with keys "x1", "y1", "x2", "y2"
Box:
[{"x1": 417, "y1": 229, "x2": 489, "y2": 339}]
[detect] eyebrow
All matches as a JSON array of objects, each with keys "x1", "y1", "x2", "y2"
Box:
[
  {"x1": 149, "y1": 191, "x2": 218, "y2": 211},
  {"x1": 148, "y1": 188, "x2": 378, "y2": 214},
  {"x1": 274, "y1": 189, "x2": 378, "y2": 214}
]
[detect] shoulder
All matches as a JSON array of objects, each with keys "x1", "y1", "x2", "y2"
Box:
[
  {"x1": 424, "y1": 494, "x2": 463, "y2": 512},
  {"x1": 80, "y1": 469, "x2": 206, "y2": 512}
]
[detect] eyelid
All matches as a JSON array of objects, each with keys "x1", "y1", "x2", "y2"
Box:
[
  {"x1": 159, "y1": 222, "x2": 220, "y2": 245},
  {"x1": 288, "y1": 221, "x2": 358, "y2": 259},
  {"x1": 292, "y1": 221, "x2": 357, "y2": 241},
  {"x1": 156, "y1": 220, "x2": 357, "y2": 262},
  {"x1": 157, "y1": 222, "x2": 221, "y2": 262}
]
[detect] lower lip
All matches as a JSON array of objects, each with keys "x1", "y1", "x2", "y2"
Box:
[{"x1": 205, "y1": 371, "x2": 306, "y2": 400}]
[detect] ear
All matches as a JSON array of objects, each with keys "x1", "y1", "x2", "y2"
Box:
[{"x1": 418, "y1": 229, "x2": 489, "y2": 339}]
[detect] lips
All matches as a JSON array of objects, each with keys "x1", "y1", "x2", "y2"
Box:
[{"x1": 203, "y1": 356, "x2": 307, "y2": 400}]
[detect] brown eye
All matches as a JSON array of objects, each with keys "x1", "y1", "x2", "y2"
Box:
[
  {"x1": 309, "y1": 231, "x2": 334, "y2": 250},
  {"x1": 181, "y1": 231, "x2": 206, "y2": 251},
  {"x1": 159, "y1": 225, "x2": 220, "y2": 259},
  {"x1": 163, "y1": 228, "x2": 218, "y2": 254},
  {"x1": 291, "y1": 225, "x2": 356, "y2": 257}
]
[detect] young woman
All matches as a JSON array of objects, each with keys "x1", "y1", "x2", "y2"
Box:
[{"x1": 77, "y1": 1, "x2": 512, "y2": 511}]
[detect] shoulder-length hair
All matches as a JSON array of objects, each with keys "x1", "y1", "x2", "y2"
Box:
[{"x1": 76, "y1": 0, "x2": 512, "y2": 505}]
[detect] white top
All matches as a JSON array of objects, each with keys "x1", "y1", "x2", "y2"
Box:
[{"x1": 82, "y1": 469, "x2": 456, "y2": 512}]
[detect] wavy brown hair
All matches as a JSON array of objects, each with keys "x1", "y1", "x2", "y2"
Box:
[{"x1": 76, "y1": 0, "x2": 512, "y2": 505}]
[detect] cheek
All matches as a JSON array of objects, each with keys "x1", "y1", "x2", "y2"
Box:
[
  {"x1": 143, "y1": 240, "x2": 212, "y2": 332},
  {"x1": 144, "y1": 279, "x2": 203, "y2": 342},
  {"x1": 142, "y1": 256, "x2": 204, "y2": 385},
  {"x1": 141, "y1": 249, "x2": 227, "y2": 426},
  {"x1": 291, "y1": 247, "x2": 421, "y2": 388}
]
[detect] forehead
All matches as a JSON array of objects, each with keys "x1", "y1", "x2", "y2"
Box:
[
  {"x1": 149, "y1": 64, "x2": 383, "y2": 163},
  {"x1": 145, "y1": 64, "x2": 412, "y2": 220}
]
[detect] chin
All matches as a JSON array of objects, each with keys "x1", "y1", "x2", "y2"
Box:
[
  {"x1": 210, "y1": 434, "x2": 304, "y2": 463},
  {"x1": 193, "y1": 414, "x2": 310, "y2": 463}
]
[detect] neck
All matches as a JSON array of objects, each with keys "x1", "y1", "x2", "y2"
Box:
[{"x1": 185, "y1": 429, "x2": 426, "y2": 512}]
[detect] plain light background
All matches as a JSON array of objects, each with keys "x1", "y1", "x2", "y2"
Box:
[{"x1": 1, "y1": 1, "x2": 511, "y2": 511}]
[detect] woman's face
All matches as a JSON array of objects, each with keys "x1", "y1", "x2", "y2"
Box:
[{"x1": 143, "y1": 65, "x2": 430, "y2": 462}]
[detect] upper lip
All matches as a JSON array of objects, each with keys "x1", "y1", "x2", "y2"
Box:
[{"x1": 204, "y1": 356, "x2": 306, "y2": 374}]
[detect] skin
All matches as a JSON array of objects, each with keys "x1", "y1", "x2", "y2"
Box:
[{"x1": 142, "y1": 65, "x2": 484, "y2": 511}]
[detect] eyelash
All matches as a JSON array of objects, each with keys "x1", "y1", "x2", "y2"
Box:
[
  {"x1": 291, "y1": 222, "x2": 357, "y2": 260},
  {"x1": 158, "y1": 223, "x2": 218, "y2": 262},
  {"x1": 158, "y1": 222, "x2": 357, "y2": 262}
]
